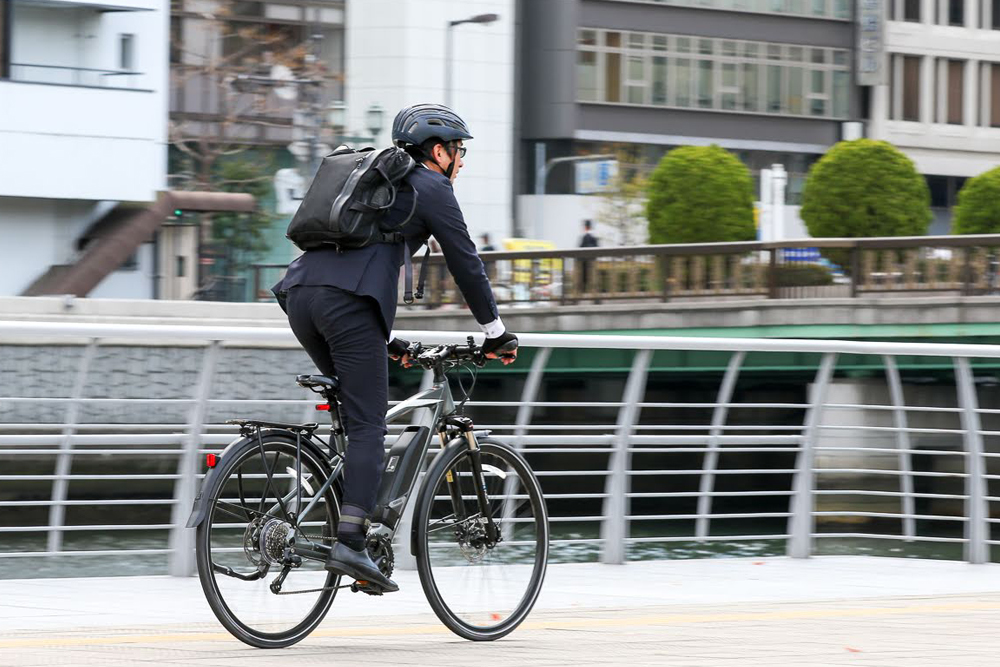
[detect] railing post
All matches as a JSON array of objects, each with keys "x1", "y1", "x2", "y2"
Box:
[
  {"x1": 502, "y1": 348, "x2": 552, "y2": 541},
  {"x1": 169, "y1": 340, "x2": 220, "y2": 577},
  {"x1": 768, "y1": 248, "x2": 779, "y2": 299},
  {"x1": 962, "y1": 248, "x2": 973, "y2": 296},
  {"x1": 883, "y1": 355, "x2": 916, "y2": 541},
  {"x1": 660, "y1": 255, "x2": 671, "y2": 302},
  {"x1": 600, "y1": 349, "x2": 652, "y2": 564},
  {"x1": 696, "y1": 351, "x2": 745, "y2": 540},
  {"x1": 954, "y1": 357, "x2": 989, "y2": 564},
  {"x1": 850, "y1": 244, "x2": 861, "y2": 297},
  {"x1": 787, "y1": 352, "x2": 837, "y2": 558},
  {"x1": 47, "y1": 338, "x2": 99, "y2": 554}
]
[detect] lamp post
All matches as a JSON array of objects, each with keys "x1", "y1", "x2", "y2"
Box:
[
  {"x1": 445, "y1": 13, "x2": 499, "y2": 108},
  {"x1": 365, "y1": 103, "x2": 384, "y2": 144},
  {"x1": 327, "y1": 100, "x2": 385, "y2": 146}
]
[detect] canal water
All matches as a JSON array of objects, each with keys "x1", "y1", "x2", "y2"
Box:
[{"x1": 0, "y1": 523, "x2": 970, "y2": 580}]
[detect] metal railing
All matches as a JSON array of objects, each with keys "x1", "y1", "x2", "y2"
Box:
[
  {"x1": 9, "y1": 63, "x2": 145, "y2": 89},
  {"x1": 2, "y1": 321, "x2": 1000, "y2": 577},
  {"x1": 254, "y1": 233, "x2": 1000, "y2": 306}
]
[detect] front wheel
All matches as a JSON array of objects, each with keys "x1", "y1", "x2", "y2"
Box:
[{"x1": 413, "y1": 438, "x2": 549, "y2": 641}]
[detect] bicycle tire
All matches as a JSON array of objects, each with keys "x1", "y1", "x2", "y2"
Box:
[
  {"x1": 195, "y1": 432, "x2": 341, "y2": 648},
  {"x1": 413, "y1": 437, "x2": 549, "y2": 641}
]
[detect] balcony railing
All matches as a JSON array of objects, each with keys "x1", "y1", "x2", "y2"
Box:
[
  {"x1": 8, "y1": 63, "x2": 144, "y2": 89},
  {"x1": 252, "y1": 233, "x2": 1000, "y2": 306}
]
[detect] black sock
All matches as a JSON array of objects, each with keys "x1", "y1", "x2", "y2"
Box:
[{"x1": 339, "y1": 532, "x2": 366, "y2": 551}]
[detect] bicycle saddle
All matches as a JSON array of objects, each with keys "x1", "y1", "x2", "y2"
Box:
[{"x1": 296, "y1": 374, "x2": 340, "y2": 393}]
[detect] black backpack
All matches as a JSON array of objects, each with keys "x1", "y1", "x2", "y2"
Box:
[{"x1": 286, "y1": 146, "x2": 427, "y2": 302}]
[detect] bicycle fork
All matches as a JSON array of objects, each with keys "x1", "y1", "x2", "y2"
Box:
[{"x1": 441, "y1": 418, "x2": 500, "y2": 545}]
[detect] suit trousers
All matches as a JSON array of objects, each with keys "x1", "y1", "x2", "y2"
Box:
[{"x1": 286, "y1": 285, "x2": 388, "y2": 514}]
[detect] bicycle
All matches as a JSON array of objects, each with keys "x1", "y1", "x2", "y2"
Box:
[{"x1": 186, "y1": 338, "x2": 549, "y2": 647}]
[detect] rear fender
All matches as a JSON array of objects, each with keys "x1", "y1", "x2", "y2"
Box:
[{"x1": 185, "y1": 429, "x2": 331, "y2": 528}]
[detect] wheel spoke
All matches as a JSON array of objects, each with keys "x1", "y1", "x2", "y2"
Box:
[
  {"x1": 417, "y1": 441, "x2": 548, "y2": 640},
  {"x1": 196, "y1": 436, "x2": 341, "y2": 648}
]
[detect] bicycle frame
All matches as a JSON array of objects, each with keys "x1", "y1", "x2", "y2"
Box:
[{"x1": 275, "y1": 366, "x2": 497, "y2": 564}]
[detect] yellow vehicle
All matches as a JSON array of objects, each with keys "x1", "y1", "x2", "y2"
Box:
[{"x1": 501, "y1": 238, "x2": 563, "y2": 287}]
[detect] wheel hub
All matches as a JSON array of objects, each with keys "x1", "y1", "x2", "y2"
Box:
[{"x1": 243, "y1": 517, "x2": 291, "y2": 566}]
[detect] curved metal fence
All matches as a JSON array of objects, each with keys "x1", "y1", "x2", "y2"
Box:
[{"x1": 2, "y1": 321, "x2": 1000, "y2": 576}]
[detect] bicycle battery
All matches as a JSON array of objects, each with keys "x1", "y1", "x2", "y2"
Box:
[{"x1": 372, "y1": 425, "x2": 430, "y2": 529}]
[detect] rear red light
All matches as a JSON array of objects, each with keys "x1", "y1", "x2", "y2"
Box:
[
  {"x1": 206, "y1": 453, "x2": 217, "y2": 468},
  {"x1": 316, "y1": 404, "x2": 330, "y2": 411}
]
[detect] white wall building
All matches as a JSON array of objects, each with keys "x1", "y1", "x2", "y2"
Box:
[
  {"x1": 869, "y1": 0, "x2": 1000, "y2": 231},
  {"x1": 0, "y1": 0, "x2": 169, "y2": 297},
  {"x1": 344, "y1": 0, "x2": 515, "y2": 248}
]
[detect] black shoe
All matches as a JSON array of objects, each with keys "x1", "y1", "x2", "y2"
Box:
[{"x1": 325, "y1": 541, "x2": 399, "y2": 593}]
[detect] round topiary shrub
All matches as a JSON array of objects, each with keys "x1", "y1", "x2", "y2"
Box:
[
  {"x1": 801, "y1": 139, "x2": 931, "y2": 240},
  {"x1": 645, "y1": 145, "x2": 756, "y2": 245},
  {"x1": 953, "y1": 166, "x2": 1000, "y2": 235}
]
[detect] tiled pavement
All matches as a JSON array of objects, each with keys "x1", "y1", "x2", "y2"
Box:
[{"x1": 3, "y1": 557, "x2": 1000, "y2": 666}]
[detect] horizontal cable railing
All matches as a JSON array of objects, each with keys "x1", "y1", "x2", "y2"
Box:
[{"x1": 2, "y1": 322, "x2": 1000, "y2": 576}]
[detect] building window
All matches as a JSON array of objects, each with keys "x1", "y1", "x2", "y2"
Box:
[
  {"x1": 697, "y1": 59, "x2": 714, "y2": 108},
  {"x1": 742, "y1": 62, "x2": 760, "y2": 111},
  {"x1": 675, "y1": 57, "x2": 692, "y2": 107},
  {"x1": 905, "y1": 0, "x2": 921, "y2": 20},
  {"x1": 948, "y1": 60, "x2": 964, "y2": 124},
  {"x1": 992, "y1": 64, "x2": 1000, "y2": 126},
  {"x1": 948, "y1": 0, "x2": 964, "y2": 25},
  {"x1": 176, "y1": 256, "x2": 186, "y2": 278},
  {"x1": 598, "y1": 0, "x2": 853, "y2": 20},
  {"x1": 626, "y1": 54, "x2": 646, "y2": 104},
  {"x1": 652, "y1": 55, "x2": 668, "y2": 104},
  {"x1": 902, "y1": 55, "x2": 921, "y2": 121},
  {"x1": 575, "y1": 30, "x2": 852, "y2": 119},
  {"x1": 0, "y1": 0, "x2": 8, "y2": 79},
  {"x1": 994, "y1": 0, "x2": 1000, "y2": 28},
  {"x1": 578, "y1": 51, "x2": 598, "y2": 101},
  {"x1": 120, "y1": 34, "x2": 135, "y2": 71}
]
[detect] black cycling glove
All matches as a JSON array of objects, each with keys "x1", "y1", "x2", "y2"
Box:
[
  {"x1": 387, "y1": 337, "x2": 410, "y2": 359},
  {"x1": 483, "y1": 331, "x2": 518, "y2": 358}
]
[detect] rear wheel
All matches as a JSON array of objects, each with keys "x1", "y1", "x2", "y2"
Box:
[
  {"x1": 414, "y1": 438, "x2": 549, "y2": 641},
  {"x1": 195, "y1": 433, "x2": 340, "y2": 648}
]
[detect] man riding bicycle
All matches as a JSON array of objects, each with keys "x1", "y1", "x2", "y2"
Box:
[{"x1": 272, "y1": 104, "x2": 518, "y2": 592}]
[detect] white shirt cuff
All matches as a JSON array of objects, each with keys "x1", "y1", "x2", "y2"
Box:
[{"x1": 479, "y1": 317, "x2": 505, "y2": 339}]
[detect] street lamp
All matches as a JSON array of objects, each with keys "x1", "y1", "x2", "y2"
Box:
[
  {"x1": 366, "y1": 103, "x2": 384, "y2": 144},
  {"x1": 328, "y1": 101, "x2": 385, "y2": 146},
  {"x1": 445, "y1": 13, "x2": 499, "y2": 108},
  {"x1": 327, "y1": 100, "x2": 347, "y2": 133}
]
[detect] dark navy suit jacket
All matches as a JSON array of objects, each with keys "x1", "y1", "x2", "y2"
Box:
[{"x1": 272, "y1": 165, "x2": 499, "y2": 339}]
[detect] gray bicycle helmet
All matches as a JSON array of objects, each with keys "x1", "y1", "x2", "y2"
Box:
[{"x1": 391, "y1": 104, "x2": 473, "y2": 147}]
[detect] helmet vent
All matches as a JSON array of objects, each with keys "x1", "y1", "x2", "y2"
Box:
[{"x1": 427, "y1": 119, "x2": 445, "y2": 126}]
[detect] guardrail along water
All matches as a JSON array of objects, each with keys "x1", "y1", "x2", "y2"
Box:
[{"x1": 2, "y1": 322, "x2": 1000, "y2": 577}]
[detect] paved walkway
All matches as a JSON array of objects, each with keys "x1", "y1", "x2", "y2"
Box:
[{"x1": 3, "y1": 557, "x2": 1000, "y2": 666}]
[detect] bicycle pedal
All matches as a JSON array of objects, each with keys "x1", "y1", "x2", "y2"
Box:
[{"x1": 350, "y1": 580, "x2": 385, "y2": 596}]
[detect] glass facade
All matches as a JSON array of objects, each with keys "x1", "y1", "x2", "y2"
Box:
[{"x1": 577, "y1": 29, "x2": 852, "y2": 119}]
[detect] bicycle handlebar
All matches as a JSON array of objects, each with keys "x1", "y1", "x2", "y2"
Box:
[{"x1": 402, "y1": 336, "x2": 511, "y2": 370}]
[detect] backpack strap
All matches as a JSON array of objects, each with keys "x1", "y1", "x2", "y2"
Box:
[{"x1": 402, "y1": 244, "x2": 431, "y2": 304}]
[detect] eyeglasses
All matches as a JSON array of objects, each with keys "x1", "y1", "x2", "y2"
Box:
[{"x1": 448, "y1": 144, "x2": 467, "y2": 158}]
